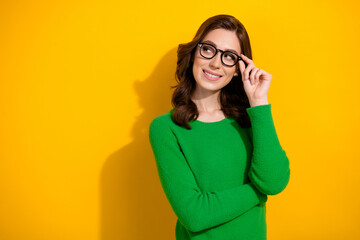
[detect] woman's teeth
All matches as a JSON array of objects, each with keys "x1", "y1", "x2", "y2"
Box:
[{"x1": 204, "y1": 70, "x2": 221, "y2": 78}]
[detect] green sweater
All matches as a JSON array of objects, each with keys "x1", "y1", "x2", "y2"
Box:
[{"x1": 148, "y1": 104, "x2": 290, "y2": 240}]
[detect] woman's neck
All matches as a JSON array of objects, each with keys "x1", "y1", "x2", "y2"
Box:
[{"x1": 191, "y1": 89, "x2": 222, "y2": 113}]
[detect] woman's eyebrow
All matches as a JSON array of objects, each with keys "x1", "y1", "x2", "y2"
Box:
[{"x1": 203, "y1": 40, "x2": 240, "y2": 55}]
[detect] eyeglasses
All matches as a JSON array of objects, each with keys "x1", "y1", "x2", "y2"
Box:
[{"x1": 197, "y1": 42, "x2": 243, "y2": 67}]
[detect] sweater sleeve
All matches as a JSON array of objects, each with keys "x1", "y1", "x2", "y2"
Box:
[
  {"x1": 148, "y1": 117, "x2": 268, "y2": 233},
  {"x1": 246, "y1": 104, "x2": 291, "y2": 195}
]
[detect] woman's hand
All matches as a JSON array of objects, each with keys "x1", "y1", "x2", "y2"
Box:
[{"x1": 238, "y1": 54, "x2": 272, "y2": 107}]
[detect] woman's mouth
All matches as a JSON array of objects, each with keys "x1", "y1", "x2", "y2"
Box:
[{"x1": 203, "y1": 69, "x2": 222, "y2": 81}]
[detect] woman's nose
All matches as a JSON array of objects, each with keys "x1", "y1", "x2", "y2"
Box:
[{"x1": 209, "y1": 52, "x2": 221, "y2": 69}]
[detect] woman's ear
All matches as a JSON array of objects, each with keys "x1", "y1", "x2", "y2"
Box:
[{"x1": 234, "y1": 65, "x2": 240, "y2": 76}]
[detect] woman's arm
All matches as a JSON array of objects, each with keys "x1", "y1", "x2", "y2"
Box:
[
  {"x1": 246, "y1": 104, "x2": 291, "y2": 195},
  {"x1": 149, "y1": 117, "x2": 267, "y2": 233}
]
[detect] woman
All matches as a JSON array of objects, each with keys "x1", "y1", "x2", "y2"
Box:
[{"x1": 149, "y1": 14, "x2": 290, "y2": 240}]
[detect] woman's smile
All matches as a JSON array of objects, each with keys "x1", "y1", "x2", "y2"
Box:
[{"x1": 203, "y1": 69, "x2": 223, "y2": 81}]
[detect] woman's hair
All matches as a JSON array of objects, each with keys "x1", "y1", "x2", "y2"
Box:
[{"x1": 171, "y1": 14, "x2": 253, "y2": 130}]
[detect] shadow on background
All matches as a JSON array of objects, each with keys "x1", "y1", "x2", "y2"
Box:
[{"x1": 100, "y1": 47, "x2": 179, "y2": 239}]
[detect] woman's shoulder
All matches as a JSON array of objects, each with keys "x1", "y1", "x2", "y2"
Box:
[{"x1": 149, "y1": 108, "x2": 175, "y2": 128}]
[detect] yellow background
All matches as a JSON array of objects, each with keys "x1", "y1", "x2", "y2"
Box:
[{"x1": 1, "y1": 0, "x2": 359, "y2": 239}]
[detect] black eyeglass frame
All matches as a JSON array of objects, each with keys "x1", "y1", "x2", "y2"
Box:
[{"x1": 197, "y1": 42, "x2": 244, "y2": 67}]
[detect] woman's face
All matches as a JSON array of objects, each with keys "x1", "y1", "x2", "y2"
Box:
[{"x1": 192, "y1": 28, "x2": 241, "y2": 93}]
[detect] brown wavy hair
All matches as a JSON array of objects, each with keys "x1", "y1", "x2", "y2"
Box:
[{"x1": 170, "y1": 14, "x2": 253, "y2": 130}]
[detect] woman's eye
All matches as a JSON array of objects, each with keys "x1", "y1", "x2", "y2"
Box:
[
  {"x1": 203, "y1": 47, "x2": 211, "y2": 52},
  {"x1": 225, "y1": 53, "x2": 236, "y2": 60}
]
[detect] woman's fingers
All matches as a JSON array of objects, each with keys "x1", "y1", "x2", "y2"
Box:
[
  {"x1": 240, "y1": 54, "x2": 260, "y2": 85},
  {"x1": 250, "y1": 67, "x2": 259, "y2": 84},
  {"x1": 240, "y1": 53, "x2": 253, "y2": 63},
  {"x1": 239, "y1": 60, "x2": 252, "y2": 84},
  {"x1": 239, "y1": 59, "x2": 245, "y2": 74},
  {"x1": 239, "y1": 60, "x2": 246, "y2": 81},
  {"x1": 239, "y1": 54, "x2": 263, "y2": 85},
  {"x1": 243, "y1": 63, "x2": 255, "y2": 82},
  {"x1": 255, "y1": 69, "x2": 263, "y2": 84}
]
